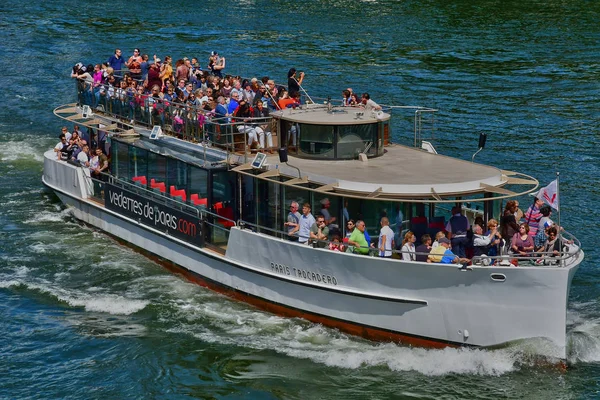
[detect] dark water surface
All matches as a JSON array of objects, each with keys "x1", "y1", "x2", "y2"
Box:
[{"x1": 2, "y1": 1, "x2": 600, "y2": 399}]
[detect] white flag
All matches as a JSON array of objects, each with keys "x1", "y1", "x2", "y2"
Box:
[{"x1": 536, "y1": 179, "x2": 559, "y2": 211}]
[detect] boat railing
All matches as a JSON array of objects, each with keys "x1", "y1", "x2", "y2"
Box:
[
  {"x1": 308, "y1": 95, "x2": 438, "y2": 149},
  {"x1": 82, "y1": 168, "x2": 239, "y2": 228},
  {"x1": 74, "y1": 80, "x2": 280, "y2": 164},
  {"x1": 240, "y1": 216, "x2": 580, "y2": 267}
]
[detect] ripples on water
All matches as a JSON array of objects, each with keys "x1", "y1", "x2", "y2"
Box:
[{"x1": 1, "y1": 0, "x2": 600, "y2": 398}]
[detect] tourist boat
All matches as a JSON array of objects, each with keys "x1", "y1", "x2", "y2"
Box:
[{"x1": 42, "y1": 79, "x2": 583, "y2": 359}]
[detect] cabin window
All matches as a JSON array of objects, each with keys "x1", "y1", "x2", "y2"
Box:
[
  {"x1": 189, "y1": 166, "x2": 208, "y2": 205},
  {"x1": 147, "y1": 152, "x2": 167, "y2": 191},
  {"x1": 210, "y1": 170, "x2": 236, "y2": 245},
  {"x1": 167, "y1": 158, "x2": 188, "y2": 193},
  {"x1": 298, "y1": 124, "x2": 335, "y2": 159},
  {"x1": 128, "y1": 146, "x2": 147, "y2": 183},
  {"x1": 337, "y1": 123, "x2": 378, "y2": 158},
  {"x1": 255, "y1": 179, "x2": 281, "y2": 235},
  {"x1": 241, "y1": 175, "x2": 256, "y2": 226},
  {"x1": 113, "y1": 141, "x2": 130, "y2": 180},
  {"x1": 282, "y1": 182, "x2": 310, "y2": 232}
]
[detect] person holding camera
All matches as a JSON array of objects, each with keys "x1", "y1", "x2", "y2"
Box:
[{"x1": 287, "y1": 68, "x2": 305, "y2": 94}]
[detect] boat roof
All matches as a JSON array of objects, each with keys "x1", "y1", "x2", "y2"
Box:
[
  {"x1": 53, "y1": 103, "x2": 538, "y2": 202},
  {"x1": 271, "y1": 104, "x2": 391, "y2": 125},
  {"x1": 234, "y1": 144, "x2": 538, "y2": 202}
]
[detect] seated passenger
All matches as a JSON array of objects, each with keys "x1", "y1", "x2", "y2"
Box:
[
  {"x1": 431, "y1": 231, "x2": 446, "y2": 249},
  {"x1": 428, "y1": 238, "x2": 470, "y2": 264},
  {"x1": 328, "y1": 234, "x2": 345, "y2": 252},
  {"x1": 233, "y1": 100, "x2": 259, "y2": 149},
  {"x1": 54, "y1": 134, "x2": 68, "y2": 160},
  {"x1": 310, "y1": 215, "x2": 329, "y2": 248},
  {"x1": 348, "y1": 220, "x2": 369, "y2": 255},
  {"x1": 252, "y1": 101, "x2": 273, "y2": 151},
  {"x1": 472, "y1": 224, "x2": 500, "y2": 264},
  {"x1": 511, "y1": 223, "x2": 534, "y2": 259},
  {"x1": 415, "y1": 234, "x2": 432, "y2": 262},
  {"x1": 536, "y1": 226, "x2": 573, "y2": 265},
  {"x1": 278, "y1": 90, "x2": 297, "y2": 109},
  {"x1": 485, "y1": 219, "x2": 502, "y2": 257}
]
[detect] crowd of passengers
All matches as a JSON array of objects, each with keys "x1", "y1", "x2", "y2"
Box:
[
  {"x1": 71, "y1": 48, "x2": 382, "y2": 152},
  {"x1": 285, "y1": 198, "x2": 572, "y2": 267},
  {"x1": 54, "y1": 124, "x2": 109, "y2": 179}
]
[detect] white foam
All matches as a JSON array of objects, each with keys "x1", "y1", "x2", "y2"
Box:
[
  {"x1": 0, "y1": 140, "x2": 44, "y2": 162},
  {"x1": 162, "y1": 295, "x2": 526, "y2": 376},
  {"x1": 567, "y1": 319, "x2": 600, "y2": 363},
  {"x1": 64, "y1": 295, "x2": 149, "y2": 315},
  {"x1": 0, "y1": 279, "x2": 22, "y2": 289},
  {"x1": 23, "y1": 208, "x2": 72, "y2": 224}
]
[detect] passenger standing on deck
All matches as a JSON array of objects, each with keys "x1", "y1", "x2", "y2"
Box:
[
  {"x1": 209, "y1": 51, "x2": 225, "y2": 78},
  {"x1": 446, "y1": 206, "x2": 470, "y2": 258},
  {"x1": 125, "y1": 49, "x2": 142, "y2": 81},
  {"x1": 310, "y1": 215, "x2": 330, "y2": 248},
  {"x1": 524, "y1": 197, "x2": 544, "y2": 236},
  {"x1": 107, "y1": 49, "x2": 125, "y2": 78},
  {"x1": 401, "y1": 231, "x2": 416, "y2": 261},
  {"x1": 160, "y1": 56, "x2": 173, "y2": 88},
  {"x1": 90, "y1": 148, "x2": 109, "y2": 178},
  {"x1": 287, "y1": 68, "x2": 305, "y2": 94},
  {"x1": 319, "y1": 198, "x2": 337, "y2": 228},
  {"x1": 140, "y1": 54, "x2": 150, "y2": 81},
  {"x1": 77, "y1": 144, "x2": 90, "y2": 167},
  {"x1": 175, "y1": 57, "x2": 190, "y2": 83},
  {"x1": 378, "y1": 217, "x2": 395, "y2": 258},
  {"x1": 501, "y1": 200, "x2": 520, "y2": 245},
  {"x1": 298, "y1": 203, "x2": 316, "y2": 245},
  {"x1": 361, "y1": 93, "x2": 382, "y2": 112},
  {"x1": 284, "y1": 201, "x2": 301, "y2": 241},
  {"x1": 147, "y1": 57, "x2": 162, "y2": 91},
  {"x1": 348, "y1": 220, "x2": 369, "y2": 255}
]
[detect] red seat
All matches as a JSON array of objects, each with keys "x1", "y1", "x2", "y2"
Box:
[
  {"x1": 169, "y1": 185, "x2": 187, "y2": 202},
  {"x1": 411, "y1": 216, "x2": 427, "y2": 224},
  {"x1": 213, "y1": 202, "x2": 235, "y2": 228},
  {"x1": 190, "y1": 194, "x2": 208, "y2": 207},
  {"x1": 132, "y1": 176, "x2": 147, "y2": 185},
  {"x1": 150, "y1": 179, "x2": 166, "y2": 193}
]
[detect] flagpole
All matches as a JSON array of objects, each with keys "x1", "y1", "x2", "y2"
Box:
[{"x1": 556, "y1": 171, "x2": 562, "y2": 266}]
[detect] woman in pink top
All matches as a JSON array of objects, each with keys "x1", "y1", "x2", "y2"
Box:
[{"x1": 511, "y1": 223, "x2": 535, "y2": 258}]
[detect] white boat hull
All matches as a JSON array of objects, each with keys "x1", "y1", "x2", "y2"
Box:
[{"x1": 42, "y1": 151, "x2": 582, "y2": 357}]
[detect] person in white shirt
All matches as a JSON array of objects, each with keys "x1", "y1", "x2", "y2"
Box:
[
  {"x1": 378, "y1": 217, "x2": 395, "y2": 258},
  {"x1": 361, "y1": 92, "x2": 382, "y2": 112},
  {"x1": 77, "y1": 144, "x2": 90, "y2": 167},
  {"x1": 401, "y1": 231, "x2": 417, "y2": 261}
]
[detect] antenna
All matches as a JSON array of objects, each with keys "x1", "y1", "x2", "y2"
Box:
[{"x1": 471, "y1": 132, "x2": 487, "y2": 162}]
